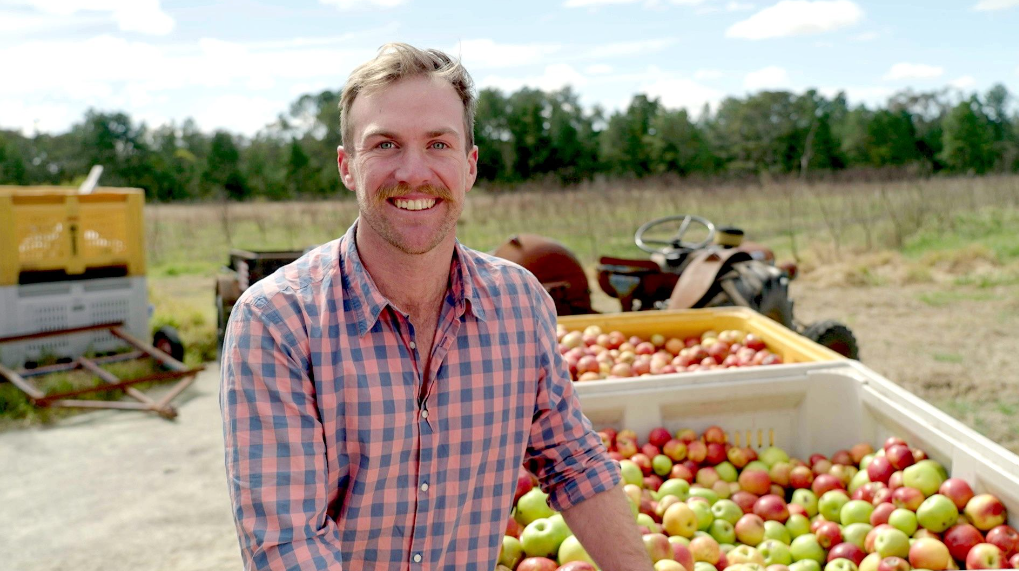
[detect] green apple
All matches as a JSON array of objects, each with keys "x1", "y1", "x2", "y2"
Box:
[
  {"x1": 709, "y1": 519, "x2": 736, "y2": 544},
  {"x1": 711, "y1": 499, "x2": 744, "y2": 526},
  {"x1": 858, "y1": 552, "x2": 881, "y2": 571},
  {"x1": 557, "y1": 534, "x2": 595, "y2": 566},
  {"x1": 663, "y1": 501, "x2": 699, "y2": 538},
  {"x1": 689, "y1": 499, "x2": 715, "y2": 531},
  {"x1": 873, "y1": 527, "x2": 910, "y2": 559},
  {"x1": 842, "y1": 523, "x2": 873, "y2": 549},
  {"x1": 819, "y1": 490, "x2": 850, "y2": 523},
  {"x1": 653, "y1": 455, "x2": 675, "y2": 477},
  {"x1": 745, "y1": 460, "x2": 771, "y2": 473},
  {"x1": 669, "y1": 535, "x2": 691, "y2": 547},
  {"x1": 689, "y1": 487, "x2": 719, "y2": 505},
  {"x1": 695, "y1": 562, "x2": 718, "y2": 571},
  {"x1": 716, "y1": 461, "x2": 739, "y2": 483},
  {"x1": 789, "y1": 557, "x2": 823, "y2": 571},
  {"x1": 728, "y1": 544, "x2": 766, "y2": 566},
  {"x1": 860, "y1": 454, "x2": 875, "y2": 470},
  {"x1": 759, "y1": 446, "x2": 791, "y2": 467},
  {"x1": 516, "y1": 488, "x2": 555, "y2": 525},
  {"x1": 520, "y1": 517, "x2": 567, "y2": 558},
  {"x1": 546, "y1": 513, "x2": 572, "y2": 539},
  {"x1": 658, "y1": 478, "x2": 691, "y2": 501},
  {"x1": 849, "y1": 469, "x2": 871, "y2": 494},
  {"x1": 902, "y1": 461, "x2": 945, "y2": 498},
  {"x1": 638, "y1": 513, "x2": 661, "y2": 534},
  {"x1": 764, "y1": 520, "x2": 792, "y2": 545},
  {"x1": 824, "y1": 558, "x2": 858, "y2": 571},
  {"x1": 887, "y1": 508, "x2": 918, "y2": 537},
  {"x1": 759, "y1": 539, "x2": 794, "y2": 565},
  {"x1": 499, "y1": 535, "x2": 524, "y2": 569},
  {"x1": 840, "y1": 500, "x2": 875, "y2": 526},
  {"x1": 915, "y1": 494, "x2": 958, "y2": 533},
  {"x1": 791, "y1": 489, "x2": 819, "y2": 518},
  {"x1": 790, "y1": 534, "x2": 826, "y2": 564},
  {"x1": 785, "y1": 514, "x2": 812, "y2": 539},
  {"x1": 620, "y1": 459, "x2": 644, "y2": 486}
]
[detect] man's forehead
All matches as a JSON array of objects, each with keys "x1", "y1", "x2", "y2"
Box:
[{"x1": 350, "y1": 75, "x2": 465, "y2": 141}]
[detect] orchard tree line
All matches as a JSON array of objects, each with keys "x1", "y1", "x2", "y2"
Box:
[{"x1": 1, "y1": 83, "x2": 1017, "y2": 200}]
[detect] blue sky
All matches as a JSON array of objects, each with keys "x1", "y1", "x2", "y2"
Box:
[{"x1": 2, "y1": 0, "x2": 1018, "y2": 136}]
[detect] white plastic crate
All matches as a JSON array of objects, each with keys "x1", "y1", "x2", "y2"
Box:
[
  {"x1": 0, "y1": 276, "x2": 149, "y2": 367},
  {"x1": 575, "y1": 361, "x2": 1019, "y2": 529}
]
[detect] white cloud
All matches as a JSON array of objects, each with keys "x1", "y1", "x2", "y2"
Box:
[
  {"x1": 726, "y1": 0, "x2": 864, "y2": 39},
  {"x1": 191, "y1": 95, "x2": 283, "y2": 134},
  {"x1": 882, "y1": 62, "x2": 944, "y2": 81},
  {"x1": 481, "y1": 64, "x2": 589, "y2": 93},
  {"x1": 585, "y1": 39, "x2": 678, "y2": 58},
  {"x1": 950, "y1": 75, "x2": 977, "y2": 89},
  {"x1": 319, "y1": 0, "x2": 407, "y2": 9},
  {"x1": 727, "y1": 1, "x2": 755, "y2": 10},
  {"x1": 6, "y1": 0, "x2": 174, "y2": 35},
  {"x1": 642, "y1": 76, "x2": 724, "y2": 113},
  {"x1": 695, "y1": 69, "x2": 724, "y2": 80},
  {"x1": 974, "y1": 0, "x2": 1019, "y2": 10},
  {"x1": 819, "y1": 86, "x2": 893, "y2": 106},
  {"x1": 585, "y1": 64, "x2": 614, "y2": 74},
  {"x1": 457, "y1": 39, "x2": 562, "y2": 69},
  {"x1": 564, "y1": 0, "x2": 640, "y2": 6},
  {"x1": 853, "y1": 31, "x2": 879, "y2": 41},
  {"x1": 744, "y1": 66, "x2": 791, "y2": 90},
  {"x1": 0, "y1": 99, "x2": 75, "y2": 135}
]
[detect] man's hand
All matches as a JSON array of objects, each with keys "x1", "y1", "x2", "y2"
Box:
[{"x1": 560, "y1": 483, "x2": 656, "y2": 571}]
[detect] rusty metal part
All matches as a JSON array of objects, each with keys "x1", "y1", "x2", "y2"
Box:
[
  {"x1": 667, "y1": 248, "x2": 753, "y2": 310},
  {"x1": 491, "y1": 234, "x2": 594, "y2": 315}
]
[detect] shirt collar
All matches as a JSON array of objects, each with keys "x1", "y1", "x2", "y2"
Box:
[{"x1": 341, "y1": 220, "x2": 487, "y2": 337}]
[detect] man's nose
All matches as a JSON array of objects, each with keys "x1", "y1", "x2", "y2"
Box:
[{"x1": 394, "y1": 148, "x2": 433, "y2": 187}]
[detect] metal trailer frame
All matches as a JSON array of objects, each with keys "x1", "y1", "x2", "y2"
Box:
[{"x1": 0, "y1": 322, "x2": 204, "y2": 419}]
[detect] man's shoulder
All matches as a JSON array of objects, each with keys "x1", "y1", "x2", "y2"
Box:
[
  {"x1": 459, "y1": 244, "x2": 544, "y2": 291},
  {"x1": 234, "y1": 238, "x2": 342, "y2": 316}
]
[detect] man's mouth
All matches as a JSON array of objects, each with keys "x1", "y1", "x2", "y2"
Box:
[{"x1": 391, "y1": 197, "x2": 438, "y2": 211}]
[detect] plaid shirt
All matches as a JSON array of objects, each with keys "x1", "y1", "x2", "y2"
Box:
[{"x1": 220, "y1": 222, "x2": 619, "y2": 571}]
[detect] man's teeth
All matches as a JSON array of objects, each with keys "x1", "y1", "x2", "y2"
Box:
[{"x1": 393, "y1": 198, "x2": 436, "y2": 211}]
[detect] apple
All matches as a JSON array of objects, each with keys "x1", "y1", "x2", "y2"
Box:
[
  {"x1": 557, "y1": 534, "x2": 596, "y2": 566},
  {"x1": 632, "y1": 454, "x2": 654, "y2": 477},
  {"x1": 671, "y1": 463, "x2": 695, "y2": 483},
  {"x1": 729, "y1": 447, "x2": 754, "y2": 469},
  {"x1": 871, "y1": 488, "x2": 893, "y2": 506},
  {"x1": 883, "y1": 437, "x2": 907, "y2": 451},
  {"x1": 499, "y1": 535, "x2": 524, "y2": 569},
  {"x1": 515, "y1": 468, "x2": 536, "y2": 504},
  {"x1": 676, "y1": 428, "x2": 698, "y2": 442},
  {"x1": 935, "y1": 478, "x2": 973, "y2": 512},
  {"x1": 813, "y1": 460, "x2": 834, "y2": 476},
  {"x1": 1010, "y1": 553, "x2": 1019, "y2": 570},
  {"x1": 830, "y1": 465, "x2": 859, "y2": 489},
  {"x1": 755, "y1": 494, "x2": 791, "y2": 523},
  {"x1": 687, "y1": 441, "x2": 708, "y2": 464},
  {"x1": 985, "y1": 524, "x2": 1019, "y2": 558},
  {"x1": 849, "y1": 472, "x2": 872, "y2": 497},
  {"x1": 786, "y1": 514, "x2": 812, "y2": 540},
  {"x1": 828, "y1": 543, "x2": 867, "y2": 566},
  {"x1": 672, "y1": 539, "x2": 696, "y2": 570},
  {"x1": 815, "y1": 521, "x2": 843, "y2": 549},
  {"x1": 790, "y1": 466, "x2": 815, "y2": 490},
  {"x1": 965, "y1": 542, "x2": 1006, "y2": 570},
  {"x1": 887, "y1": 472, "x2": 903, "y2": 491},
  {"x1": 646, "y1": 475, "x2": 665, "y2": 492},
  {"x1": 790, "y1": 534, "x2": 826, "y2": 564},
  {"x1": 873, "y1": 527, "x2": 910, "y2": 559},
  {"x1": 866, "y1": 457, "x2": 894, "y2": 486},
  {"x1": 870, "y1": 502, "x2": 896, "y2": 527},
  {"x1": 659, "y1": 478, "x2": 692, "y2": 501},
  {"x1": 653, "y1": 455, "x2": 675, "y2": 477},
  {"x1": 617, "y1": 436, "x2": 639, "y2": 459},
  {"x1": 710, "y1": 518, "x2": 737, "y2": 544},
  {"x1": 789, "y1": 489, "x2": 819, "y2": 518},
  {"x1": 964, "y1": 494, "x2": 1007, "y2": 531},
  {"x1": 664, "y1": 501, "x2": 699, "y2": 538},
  {"x1": 886, "y1": 508, "x2": 918, "y2": 537},
  {"x1": 697, "y1": 467, "x2": 721, "y2": 488},
  {"x1": 517, "y1": 556, "x2": 559, "y2": 571},
  {"x1": 875, "y1": 556, "x2": 909, "y2": 571},
  {"x1": 716, "y1": 461, "x2": 739, "y2": 483},
  {"x1": 824, "y1": 558, "x2": 858, "y2": 571},
  {"x1": 819, "y1": 490, "x2": 850, "y2": 523},
  {"x1": 665, "y1": 439, "x2": 689, "y2": 462},
  {"x1": 902, "y1": 461, "x2": 945, "y2": 498},
  {"x1": 907, "y1": 537, "x2": 951, "y2": 570},
  {"x1": 645, "y1": 532, "x2": 676, "y2": 563},
  {"x1": 890, "y1": 487, "x2": 924, "y2": 512},
  {"x1": 813, "y1": 474, "x2": 845, "y2": 497},
  {"x1": 653, "y1": 561, "x2": 686, "y2": 571},
  {"x1": 884, "y1": 445, "x2": 914, "y2": 471},
  {"x1": 943, "y1": 523, "x2": 984, "y2": 562},
  {"x1": 648, "y1": 426, "x2": 672, "y2": 449},
  {"x1": 916, "y1": 494, "x2": 958, "y2": 533},
  {"x1": 841, "y1": 523, "x2": 873, "y2": 550},
  {"x1": 737, "y1": 514, "x2": 768, "y2": 546},
  {"x1": 712, "y1": 499, "x2": 745, "y2": 526},
  {"x1": 858, "y1": 553, "x2": 881, "y2": 571},
  {"x1": 851, "y1": 443, "x2": 876, "y2": 464},
  {"x1": 558, "y1": 561, "x2": 598, "y2": 571},
  {"x1": 688, "y1": 500, "x2": 713, "y2": 532},
  {"x1": 734, "y1": 491, "x2": 762, "y2": 514},
  {"x1": 841, "y1": 500, "x2": 875, "y2": 526},
  {"x1": 790, "y1": 560, "x2": 822, "y2": 571},
  {"x1": 689, "y1": 535, "x2": 721, "y2": 565},
  {"x1": 866, "y1": 525, "x2": 895, "y2": 553},
  {"x1": 516, "y1": 488, "x2": 556, "y2": 526},
  {"x1": 764, "y1": 520, "x2": 792, "y2": 545},
  {"x1": 740, "y1": 470, "x2": 773, "y2": 496},
  {"x1": 760, "y1": 539, "x2": 795, "y2": 566},
  {"x1": 521, "y1": 517, "x2": 569, "y2": 558},
  {"x1": 769, "y1": 462, "x2": 794, "y2": 487}
]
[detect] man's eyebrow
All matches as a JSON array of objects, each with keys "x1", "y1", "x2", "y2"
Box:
[
  {"x1": 361, "y1": 128, "x2": 397, "y2": 140},
  {"x1": 426, "y1": 128, "x2": 458, "y2": 138}
]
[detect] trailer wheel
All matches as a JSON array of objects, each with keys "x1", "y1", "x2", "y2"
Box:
[
  {"x1": 803, "y1": 319, "x2": 859, "y2": 360},
  {"x1": 153, "y1": 326, "x2": 185, "y2": 364}
]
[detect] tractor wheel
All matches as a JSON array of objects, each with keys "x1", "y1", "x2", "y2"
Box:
[
  {"x1": 153, "y1": 325, "x2": 186, "y2": 364},
  {"x1": 803, "y1": 319, "x2": 859, "y2": 360}
]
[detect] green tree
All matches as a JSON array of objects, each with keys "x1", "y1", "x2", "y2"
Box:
[
  {"x1": 940, "y1": 97, "x2": 996, "y2": 174},
  {"x1": 204, "y1": 131, "x2": 248, "y2": 200}
]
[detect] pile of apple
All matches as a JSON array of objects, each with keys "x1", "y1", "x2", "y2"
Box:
[
  {"x1": 498, "y1": 427, "x2": 1017, "y2": 571},
  {"x1": 556, "y1": 325, "x2": 784, "y2": 382}
]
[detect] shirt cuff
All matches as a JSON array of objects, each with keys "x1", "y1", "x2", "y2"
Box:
[{"x1": 546, "y1": 454, "x2": 622, "y2": 513}]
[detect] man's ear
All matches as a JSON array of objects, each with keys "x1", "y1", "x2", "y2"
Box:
[
  {"x1": 465, "y1": 145, "x2": 479, "y2": 192},
  {"x1": 337, "y1": 145, "x2": 356, "y2": 191}
]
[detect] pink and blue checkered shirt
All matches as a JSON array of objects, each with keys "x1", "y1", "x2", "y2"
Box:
[{"x1": 220, "y1": 222, "x2": 619, "y2": 571}]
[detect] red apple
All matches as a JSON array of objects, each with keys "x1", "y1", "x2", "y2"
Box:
[
  {"x1": 943, "y1": 523, "x2": 985, "y2": 562},
  {"x1": 515, "y1": 468, "x2": 536, "y2": 504},
  {"x1": 642, "y1": 443, "x2": 663, "y2": 459},
  {"x1": 670, "y1": 463, "x2": 694, "y2": 483},
  {"x1": 557, "y1": 561, "x2": 598, "y2": 571},
  {"x1": 1009, "y1": 553, "x2": 1019, "y2": 569},
  {"x1": 965, "y1": 494, "x2": 1008, "y2": 531},
  {"x1": 812, "y1": 473, "x2": 845, "y2": 496},
  {"x1": 754, "y1": 494, "x2": 790, "y2": 523},
  {"x1": 517, "y1": 557, "x2": 559, "y2": 571},
  {"x1": 706, "y1": 442, "x2": 728, "y2": 465},
  {"x1": 872, "y1": 488, "x2": 893, "y2": 505},
  {"x1": 908, "y1": 537, "x2": 952, "y2": 570},
  {"x1": 728, "y1": 446, "x2": 752, "y2": 469},
  {"x1": 883, "y1": 437, "x2": 908, "y2": 451},
  {"x1": 867, "y1": 456, "x2": 894, "y2": 485},
  {"x1": 687, "y1": 440, "x2": 707, "y2": 463},
  {"x1": 938, "y1": 478, "x2": 975, "y2": 511},
  {"x1": 673, "y1": 542, "x2": 696, "y2": 571},
  {"x1": 648, "y1": 427, "x2": 672, "y2": 450},
  {"x1": 877, "y1": 556, "x2": 910, "y2": 571},
  {"x1": 739, "y1": 469, "x2": 772, "y2": 495},
  {"x1": 815, "y1": 521, "x2": 843, "y2": 549},
  {"x1": 828, "y1": 542, "x2": 866, "y2": 566},
  {"x1": 789, "y1": 466, "x2": 814, "y2": 489},
  {"x1": 986, "y1": 525, "x2": 1019, "y2": 558},
  {"x1": 631, "y1": 453, "x2": 653, "y2": 476},
  {"x1": 676, "y1": 428, "x2": 697, "y2": 442},
  {"x1": 870, "y1": 502, "x2": 897, "y2": 527},
  {"x1": 851, "y1": 443, "x2": 875, "y2": 464},
  {"x1": 891, "y1": 486, "x2": 924, "y2": 511},
  {"x1": 832, "y1": 449, "x2": 854, "y2": 466},
  {"x1": 885, "y1": 444, "x2": 915, "y2": 471},
  {"x1": 663, "y1": 439, "x2": 688, "y2": 462},
  {"x1": 966, "y1": 542, "x2": 1005, "y2": 570},
  {"x1": 732, "y1": 491, "x2": 760, "y2": 514}
]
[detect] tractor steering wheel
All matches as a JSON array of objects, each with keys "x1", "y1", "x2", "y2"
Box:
[{"x1": 634, "y1": 214, "x2": 717, "y2": 255}]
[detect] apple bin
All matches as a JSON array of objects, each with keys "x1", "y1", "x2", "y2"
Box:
[{"x1": 572, "y1": 360, "x2": 1019, "y2": 532}]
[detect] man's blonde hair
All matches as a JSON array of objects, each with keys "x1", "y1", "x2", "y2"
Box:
[{"x1": 340, "y1": 43, "x2": 476, "y2": 155}]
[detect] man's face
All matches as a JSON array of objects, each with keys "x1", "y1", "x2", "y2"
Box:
[{"x1": 338, "y1": 74, "x2": 478, "y2": 256}]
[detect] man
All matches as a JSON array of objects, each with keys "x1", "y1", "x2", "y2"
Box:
[{"x1": 221, "y1": 42, "x2": 654, "y2": 571}]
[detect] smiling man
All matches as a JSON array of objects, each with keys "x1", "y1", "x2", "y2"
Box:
[{"x1": 220, "y1": 43, "x2": 654, "y2": 571}]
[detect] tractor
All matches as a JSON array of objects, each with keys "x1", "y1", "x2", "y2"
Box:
[{"x1": 491, "y1": 214, "x2": 859, "y2": 359}]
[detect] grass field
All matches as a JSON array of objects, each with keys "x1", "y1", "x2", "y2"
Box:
[{"x1": 3, "y1": 175, "x2": 1019, "y2": 453}]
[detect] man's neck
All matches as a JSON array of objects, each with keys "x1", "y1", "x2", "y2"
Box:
[{"x1": 354, "y1": 224, "x2": 454, "y2": 319}]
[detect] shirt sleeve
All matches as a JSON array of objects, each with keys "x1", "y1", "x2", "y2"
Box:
[
  {"x1": 521, "y1": 277, "x2": 621, "y2": 513},
  {"x1": 220, "y1": 297, "x2": 346, "y2": 571}
]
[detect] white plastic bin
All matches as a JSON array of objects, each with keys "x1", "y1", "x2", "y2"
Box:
[{"x1": 575, "y1": 360, "x2": 1019, "y2": 529}]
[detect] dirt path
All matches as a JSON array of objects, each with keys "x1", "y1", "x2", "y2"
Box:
[{"x1": 0, "y1": 365, "x2": 240, "y2": 571}]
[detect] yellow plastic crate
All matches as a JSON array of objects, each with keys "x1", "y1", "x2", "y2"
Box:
[
  {"x1": 0, "y1": 186, "x2": 146, "y2": 286},
  {"x1": 557, "y1": 307, "x2": 844, "y2": 365}
]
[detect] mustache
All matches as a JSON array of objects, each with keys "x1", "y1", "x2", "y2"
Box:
[{"x1": 375, "y1": 183, "x2": 454, "y2": 204}]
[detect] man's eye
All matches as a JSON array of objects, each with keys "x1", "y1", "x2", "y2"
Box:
[
  {"x1": 431, "y1": 141, "x2": 449, "y2": 150},
  {"x1": 378, "y1": 141, "x2": 395, "y2": 150}
]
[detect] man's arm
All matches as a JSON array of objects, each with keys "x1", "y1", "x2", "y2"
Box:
[
  {"x1": 562, "y1": 483, "x2": 655, "y2": 571},
  {"x1": 221, "y1": 300, "x2": 345, "y2": 571}
]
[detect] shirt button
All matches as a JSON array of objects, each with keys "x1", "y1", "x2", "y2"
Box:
[
  {"x1": 420, "y1": 482, "x2": 429, "y2": 492},
  {"x1": 413, "y1": 553, "x2": 422, "y2": 563},
  {"x1": 410, "y1": 341, "x2": 416, "y2": 349},
  {"x1": 421, "y1": 409, "x2": 429, "y2": 419}
]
